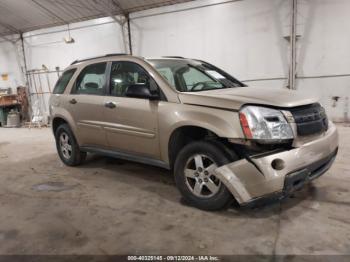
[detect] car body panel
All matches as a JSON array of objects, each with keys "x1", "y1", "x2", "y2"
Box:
[
  {"x1": 179, "y1": 86, "x2": 319, "y2": 110},
  {"x1": 67, "y1": 94, "x2": 107, "y2": 147},
  {"x1": 215, "y1": 121, "x2": 338, "y2": 204},
  {"x1": 157, "y1": 102, "x2": 244, "y2": 163},
  {"x1": 101, "y1": 96, "x2": 160, "y2": 158},
  {"x1": 50, "y1": 94, "x2": 78, "y2": 135}
]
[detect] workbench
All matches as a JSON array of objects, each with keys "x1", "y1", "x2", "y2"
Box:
[{"x1": 0, "y1": 95, "x2": 20, "y2": 127}]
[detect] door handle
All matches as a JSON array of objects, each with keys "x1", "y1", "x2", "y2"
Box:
[
  {"x1": 69, "y1": 99, "x2": 77, "y2": 104},
  {"x1": 105, "y1": 101, "x2": 117, "y2": 109}
]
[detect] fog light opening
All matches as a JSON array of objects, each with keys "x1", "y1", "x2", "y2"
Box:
[{"x1": 271, "y1": 159, "x2": 285, "y2": 170}]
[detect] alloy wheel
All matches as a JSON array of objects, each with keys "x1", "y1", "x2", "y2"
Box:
[
  {"x1": 184, "y1": 154, "x2": 221, "y2": 198},
  {"x1": 59, "y1": 132, "x2": 72, "y2": 159}
]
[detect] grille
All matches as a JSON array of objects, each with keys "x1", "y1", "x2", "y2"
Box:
[{"x1": 289, "y1": 103, "x2": 328, "y2": 136}]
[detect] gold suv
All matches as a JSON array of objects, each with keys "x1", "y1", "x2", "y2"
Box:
[{"x1": 50, "y1": 54, "x2": 338, "y2": 210}]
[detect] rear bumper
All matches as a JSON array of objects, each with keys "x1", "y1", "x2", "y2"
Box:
[{"x1": 215, "y1": 122, "x2": 339, "y2": 205}]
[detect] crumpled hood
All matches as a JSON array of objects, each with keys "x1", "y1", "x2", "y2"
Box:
[{"x1": 178, "y1": 86, "x2": 319, "y2": 110}]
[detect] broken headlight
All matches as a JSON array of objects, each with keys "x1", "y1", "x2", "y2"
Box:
[{"x1": 239, "y1": 106, "x2": 294, "y2": 143}]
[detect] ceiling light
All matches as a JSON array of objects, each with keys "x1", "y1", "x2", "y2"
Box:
[{"x1": 63, "y1": 24, "x2": 75, "y2": 44}]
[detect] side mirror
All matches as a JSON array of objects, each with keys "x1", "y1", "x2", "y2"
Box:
[{"x1": 125, "y1": 84, "x2": 159, "y2": 100}]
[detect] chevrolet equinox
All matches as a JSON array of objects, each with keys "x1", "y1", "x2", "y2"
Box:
[{"x1": 50, "y1": 54, "x2": 338, "y2": 210}]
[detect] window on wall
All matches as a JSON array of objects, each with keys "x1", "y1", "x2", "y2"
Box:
[
  {"x1": 53, "y1": 69, "x2": 76, "y2": 94},
  {"x1": 110, "y1": 61, "x2": 150, "y2": 97},
  {"x1": 74, "y1": 63, "x2": 107, "y2": 95}
]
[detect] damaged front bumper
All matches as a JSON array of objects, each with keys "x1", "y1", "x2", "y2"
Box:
[{"x1": 215, "y1": 122, "x2": 339, "y2": 205}]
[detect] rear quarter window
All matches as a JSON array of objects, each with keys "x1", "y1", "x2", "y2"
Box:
[{"x1": 53, "y1": 69, "x2": 76, "y2": 94}]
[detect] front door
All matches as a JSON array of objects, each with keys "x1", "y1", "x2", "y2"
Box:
[
  {"x1": 102, "y1": 61, "x2": 160, "y2": 158},
  {"x1": 68, "y1": 62, "x2": 108, "y2": 147}
]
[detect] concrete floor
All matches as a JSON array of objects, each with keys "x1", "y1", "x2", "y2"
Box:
[{"x1": 0, "y1": 125, "x2": 349, "y2": 255}]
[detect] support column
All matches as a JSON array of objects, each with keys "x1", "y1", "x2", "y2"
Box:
[
  {"x1": 19, "y1": 34, "x2": 29, "y2": 87},
  {"x1": 19, "y1": 33, "x2": 32, "y2": 119},
  {"x1": 126, "y1": 14, "x2": 132, "y2": 55},
  {"x1": 288, "y1": 0, "x2": 297, "y2": 90}
]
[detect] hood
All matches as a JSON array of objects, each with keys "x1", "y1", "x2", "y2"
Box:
[{"x1": 178, "y1": 86, "x2": 319, "y2": 110}]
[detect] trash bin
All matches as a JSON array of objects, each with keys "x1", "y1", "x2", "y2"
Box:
[
  {"x1": 0, "y1": 106, "x2": 19, "y2": 127},
  {"x1": 6, "y1": 110, "x2": 20, "y2": 127},
  {"x1": 0, "y1": 107, "x2": 9, "y2": 127}
]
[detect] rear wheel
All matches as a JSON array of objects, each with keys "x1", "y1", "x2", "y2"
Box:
[
  {"x1": 55, "y1": 124, "x2": 86, "y2": 166},
  {"x1": 174, "y1": 141, "x2": 233, "y2": 210}
]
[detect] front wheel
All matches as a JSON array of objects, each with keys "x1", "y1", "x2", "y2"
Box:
[{"x1": 174, "y1": 141, "x2": 233, "y2": 211}]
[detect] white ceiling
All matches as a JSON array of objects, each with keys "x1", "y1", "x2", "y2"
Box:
[{"x1": 0, "y1": 0, "x2": 193, "y2": 36}]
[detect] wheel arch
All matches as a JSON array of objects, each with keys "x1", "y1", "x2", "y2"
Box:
[
  {"x1": 51, "y1": 114, "x2": 79, "y2": 143},
  {"x1": 167, "y1": 124, "x2": 236, "y2": 170},
  {"x1": 52, "y1": 116, "x2": 68, "y2": 134}
]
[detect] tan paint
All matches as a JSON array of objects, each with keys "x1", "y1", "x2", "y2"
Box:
[
  {"x1": 179, "y1": 86, "x2": 319, "y2": 109},
  {"x1": 157, "y1": 102, "x2": 244, "y2": 163},
  {"x1": 101, "y1": 97, "x2": 159, "y2": 158},
  {"x1": 50, "y1": 55, "x2": 339, "y2": 203}
]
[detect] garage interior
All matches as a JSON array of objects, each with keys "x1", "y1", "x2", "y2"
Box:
[{"x1": 0, "y1": 0, "x2": 349, "y2": 258}]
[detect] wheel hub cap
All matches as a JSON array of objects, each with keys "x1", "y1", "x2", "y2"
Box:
[
  {"x1": 59, "y1": 132, "x2": 72, "y2": 159},
  {"x1": 184, "y1": 154, "x2": 221, "y2": 198}
]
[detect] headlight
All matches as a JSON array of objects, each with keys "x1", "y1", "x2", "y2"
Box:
[{"x1": 239, "y1": 106, "x2": 294, "y2": 143}]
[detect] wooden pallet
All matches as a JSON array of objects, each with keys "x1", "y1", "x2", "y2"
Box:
[{"x1": 24, "y1": 121, "x2": 50, "y2": 129}]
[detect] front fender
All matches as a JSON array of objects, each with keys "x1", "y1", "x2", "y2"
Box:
[{"x1": 158, "y1": 102, "x2": 244, "y2": 163}]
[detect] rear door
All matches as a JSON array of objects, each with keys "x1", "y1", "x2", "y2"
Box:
[
  {"x1": 102, "y1": 61, "x2": 160, "y2": 158},
  {"x1": 68, "y1": 62, "x2": 108, "y2": 147}
]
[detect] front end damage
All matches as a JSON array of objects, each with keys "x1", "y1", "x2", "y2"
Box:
[{"x1": 214, "y1": 121, "x2": 339, "y2": 205}]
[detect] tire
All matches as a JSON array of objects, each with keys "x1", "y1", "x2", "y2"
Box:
[
  {"x1": 55, "y1": 123, "x2": 86, "y2": 166},
  {"x1": 174, "y1": 141, "x2": 234, "y2": 211}
]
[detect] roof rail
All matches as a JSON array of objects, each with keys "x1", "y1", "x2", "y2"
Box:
[
  {"x1": 71, "y1": 53, "x2": 128, "y2": 65},
  {"x1": 162, "y1": 56, "x2": 186, "y2": 59}
]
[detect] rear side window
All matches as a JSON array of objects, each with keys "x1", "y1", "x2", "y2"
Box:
[
  {"x1": 73, "y1": 63, "x2": 107, "y2": 95},
  {"x1": 53, "y1": 69, "x2": 76, "y2": 94}
]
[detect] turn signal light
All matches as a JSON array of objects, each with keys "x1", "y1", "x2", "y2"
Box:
[{"x1": 239, "y1": 112, "x2": 253, "y2": 139}]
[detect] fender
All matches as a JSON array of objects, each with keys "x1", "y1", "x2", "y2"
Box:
[
  {"x1": 51, "y1": 110, "x2": 80, "y2": 143},
  {"x1": 157, "y1": 102, "x2": 244, "y2": 163}
]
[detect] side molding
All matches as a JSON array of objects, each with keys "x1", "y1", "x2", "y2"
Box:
[{"x1": 81, "y1": 146, "x2": 170, "y2": 170}]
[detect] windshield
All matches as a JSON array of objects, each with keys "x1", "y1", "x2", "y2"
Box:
[{"x1": 147, "y1": 59, "x2": 245, "y2": 92}]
